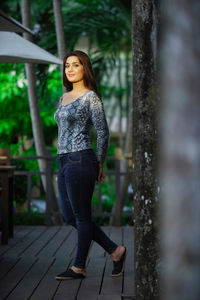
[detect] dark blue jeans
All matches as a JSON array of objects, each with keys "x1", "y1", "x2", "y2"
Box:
[{"x1": 57, "y1": 148, "x2": 118, "y2": 269}]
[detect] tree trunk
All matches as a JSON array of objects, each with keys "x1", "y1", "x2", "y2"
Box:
[
  {"x1": 109, "y1": 91, "x2": 133, "y2": 226},
  {"x1": 21, "y1": 0, "x2": 62, "y2": 225},
  {"x1": 160, "y1": 0, "x2": 200, "y2": 299},
  {"x1": 117, "y1": 57, "x2": 123, "y2": 150},
  {"x1": 132, "y1": 0, "x2": 160, "y2": 299},
  {"x1": 53, "y1": 0, "x2": 67, "y2": 77},
  {"x1": 125, "y1": 51, "x2": 131, "y2": 131}
]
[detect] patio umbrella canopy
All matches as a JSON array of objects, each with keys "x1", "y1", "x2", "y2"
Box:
[
  {"x1": 0, "y1": 31, "x2": 62, "y2": 64},
  {"x1": 0, "y1": 9, "x2": 34, "y2": 34},
  {"x1": 0, "y1": 10, "x2": 62, "y2": 65}
]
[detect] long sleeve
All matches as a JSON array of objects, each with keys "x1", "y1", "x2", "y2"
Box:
[{"x1": 89, "y1": 92, "x2": 109, "y2": 164}]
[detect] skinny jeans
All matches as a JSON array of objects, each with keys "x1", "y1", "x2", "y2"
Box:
[{"x1": 57, "y1": 148, "x2": 118, "y2": 269}]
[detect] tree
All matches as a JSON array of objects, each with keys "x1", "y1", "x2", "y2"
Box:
[
  {"x1": 132, "y1": 0, "x2": 160, "y2": 298},
  {"x1": 21, "y1": 0, "x2": 61, "y2": 225},
  {"x1": 53, "y1": 0, "x2": 67, "y2": 75},
  {"x1": 160, "y1": 0, "x2": 200, "y2": 299}
]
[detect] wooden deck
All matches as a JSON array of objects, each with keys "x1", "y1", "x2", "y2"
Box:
[{"x1": 0, "y1": 226, "x2": 134, "y2": 300}]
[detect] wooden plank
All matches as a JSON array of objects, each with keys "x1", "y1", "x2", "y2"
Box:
[
  {"x1": 0, "y1": 256, "x2": 37, "y2": 299},
  {"x1": 123, "y1": 226, "x2": 134, "y2": 297},
  {"x1": 0, "y1": 226, "x2": 35, "y2": 256},
  {"x1": 97, "y1": 295, "x2": 121, "y2": 300},
  {"x1": 100, "y1": 227, "x2": 123, "y2": 296},
  {"x1": 6, "y1": 256, "x2": 56, "y2": 300},
  {"x1": 20, "y1": 226, "x2": 60, "y2": 257},
  {"x1": 0, "y1": 256, "x2": 20, "y2": 280},
  {"x1": 53, "y1": 278, "x2": 82, "y2": 300},
  {"x1": 38, "y1": 226, "x2": 72, "y2": 258},
  {"x1": 0, "y1": 226, "x2": 134, "y2": 300},
  {"x1": 76, "y1": 257, "x2": 107, "y2": 300},
  {"x1": 29, "y1": 256, "x2": 72, "y2": 300},
  {"x1": 53, "y1": 263, "x2": 83, "y2": 300},
  {"x1": 54, "y1": 227, "x2": 77, "y2": 259},
  {"x1": 4, "y1": 227, "x2": 47, "y2": 257}
]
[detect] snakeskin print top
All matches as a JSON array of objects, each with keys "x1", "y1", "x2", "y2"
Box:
[{"x1": 54, "y1": 90, "x2": 109, "y2": 164}]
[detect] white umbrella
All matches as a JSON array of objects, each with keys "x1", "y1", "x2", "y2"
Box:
[{"x1": 0, "y1": 31, "x2": 62, "y2": 64}]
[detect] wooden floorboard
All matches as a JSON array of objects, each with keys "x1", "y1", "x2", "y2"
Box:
[
  {"x1": 100, "y1": 227, "x2": 123, "y2": 296},
  {"x1": 0, "y1": 225, "x2": 134, "y2": 300},
  {"x1": 30, "y1": 257, "x2": 72, "y2": 300},
  {"x1": 123, "y1": 226, "x2": 135, "y2": 298},
  {"x1": 0, "y1": 226, "x2": 35, "y2": 256}
]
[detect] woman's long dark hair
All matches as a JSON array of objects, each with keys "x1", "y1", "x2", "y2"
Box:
[{"x1": 62, "y1": 50, "x2": 101, "y2": 98}]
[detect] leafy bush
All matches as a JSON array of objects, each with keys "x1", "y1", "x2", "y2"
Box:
[{"x1": 14, "y1": 214, "x2": 45, "y2": 225}]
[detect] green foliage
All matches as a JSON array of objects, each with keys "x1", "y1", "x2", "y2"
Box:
[
  {"x1": 14, "y1": 214, "x2": 45, "y2": 225},
  {"x1": 0, "y1": 63, "x2": 62, "y2": 150},
  {"x1": 0, "y1": 63, "x2": 31, "y2": 143},
  {"x1": 92, "y1": 216, "x2": 110, "y2": 226},
  {"x1": 62, "y1": 0, "x2": 131, "y2": 53}
]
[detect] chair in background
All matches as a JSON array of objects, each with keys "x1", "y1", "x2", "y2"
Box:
[
  {"x1": 0, "y1": 148, "x2": 11, "y2": 165},
  {"x1": 0, "y1": 148, "x2": 15, "y2": 244}
]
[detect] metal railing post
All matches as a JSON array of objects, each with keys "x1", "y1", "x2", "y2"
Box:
[{"x1": 27, "y1": 172, "x2": 32, "y2": 214}]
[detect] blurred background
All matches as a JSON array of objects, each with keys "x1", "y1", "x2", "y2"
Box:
[{"x1": 0, "y1": 0, "x2": 133, "y2": 226}]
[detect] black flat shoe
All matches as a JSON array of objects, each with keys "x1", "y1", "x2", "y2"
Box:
[
  {"x1": 111, "y1": 247, "x2": 127, "y2": 277},
  {"x1": 55, "y1": 268, "x2": 85, "y2": 280}
]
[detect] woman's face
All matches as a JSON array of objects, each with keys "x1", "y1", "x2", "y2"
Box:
[{"x1": 65, "y1": 56, "x2": 84, "y2": 83}]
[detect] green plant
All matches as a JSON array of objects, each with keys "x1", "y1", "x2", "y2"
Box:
[{"x1": 14, "y1": 214, "x2": 45, "y2": 225}]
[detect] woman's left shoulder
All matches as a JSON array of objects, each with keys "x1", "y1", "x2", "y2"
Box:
[
  {"x1": 87, "y1": 90, "x2": 96, "y2": 96},
  {"x1": 87, "y1": 90, "x2": 101, "y2": 101}
]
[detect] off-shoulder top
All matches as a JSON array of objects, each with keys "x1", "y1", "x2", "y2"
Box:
[{"x1": 54, "y1": 90, "x2": 109, "y2": 164}]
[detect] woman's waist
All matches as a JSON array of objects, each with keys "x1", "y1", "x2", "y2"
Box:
[
  {"x1": 57, "y1": 148, "x2": 98, "y2": 166},
  {"x1": 57, "y1": 148, "x2": 94, "y2": 157}
]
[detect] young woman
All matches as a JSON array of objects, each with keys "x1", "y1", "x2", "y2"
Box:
[{"x1": 54, "y1": 50, "x2": 127, "y2": 280}]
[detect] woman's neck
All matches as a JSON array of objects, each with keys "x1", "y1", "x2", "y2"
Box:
[{"x1": 72, "y1": 80, "x2": 87, "y2": 92}]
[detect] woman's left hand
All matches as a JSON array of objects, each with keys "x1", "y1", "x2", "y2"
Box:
[{"x1": 98, "y1": 164, "x2": 106, "y2": 182}]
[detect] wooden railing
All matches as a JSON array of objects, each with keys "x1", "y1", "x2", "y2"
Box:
[{"x1": 11, "y1": 149, "x2": 133, "y2": 224}]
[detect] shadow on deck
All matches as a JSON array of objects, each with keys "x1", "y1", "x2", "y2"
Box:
[{"x1": 0, "y1": 226, "x2": 134, "y2": 300}]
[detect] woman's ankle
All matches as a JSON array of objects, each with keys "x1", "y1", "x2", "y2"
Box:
[
  {"x1": 111, "y1": 245, "x2": 125, "y2": 261},
  {"x1": 71, "y1": 265, "x2": 86, "y2": 275}
]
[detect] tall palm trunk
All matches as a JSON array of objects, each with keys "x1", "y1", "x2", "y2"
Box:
[
  {"x1": 21, "y1": 0, "x2": 61, "y2": 225},
  {"x1": 53, "y1": 0, "x2": 67, "y2": 79},
  {"x1": 117, "y1": 57, "x2": 123, "y2": 149}
]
